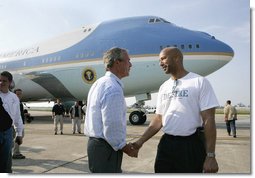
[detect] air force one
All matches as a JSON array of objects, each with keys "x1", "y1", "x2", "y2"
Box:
[{"x1": 0, "y1": 16, "x2": 234, "y2": 124}]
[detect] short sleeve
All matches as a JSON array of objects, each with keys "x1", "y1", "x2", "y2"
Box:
[{"x1": 199, "y1": 78, "x2": 219, "y2": 111}]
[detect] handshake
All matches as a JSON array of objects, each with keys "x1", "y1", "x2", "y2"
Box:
[{"x1": 122, "y1": 141, "x2": 142, "y2": 158}]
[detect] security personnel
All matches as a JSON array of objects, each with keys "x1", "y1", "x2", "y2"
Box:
[
  {"x1": 69, "y1": 101, "x2": 83, "y2": 134},
  {"x1": 52, "y1": 98, "x2": 65, "y2": 135}
]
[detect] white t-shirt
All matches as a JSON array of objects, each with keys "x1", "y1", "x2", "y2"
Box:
[
  {"x1": 156, "y1": 72, "x2": 219, "y2": 136},
  {"x1": 0, "y1": 91, "x2": 24, "y2": 136}
]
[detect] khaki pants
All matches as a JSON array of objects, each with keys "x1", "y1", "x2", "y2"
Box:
[
  {"x1": 12, "y1": 127, "x2": 25, "y2": 156},
  {"x1": 72, "y1": 117, "x2": 81, "y2": 133},
  {"x1": 54, "y1": 115, "x2": 63, "y2": 133}
]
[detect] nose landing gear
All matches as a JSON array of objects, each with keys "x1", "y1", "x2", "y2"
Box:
[{"x1": 129, "y1": 111, "x2": 147, "y2": 125}]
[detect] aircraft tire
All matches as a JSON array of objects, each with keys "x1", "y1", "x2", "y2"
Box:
[
  {"x1": 129, "y1": 111, "x2": 146, "y2": 125},
  {"x1": 139, "y1": 111, "x2": 147, "y2": 125}
]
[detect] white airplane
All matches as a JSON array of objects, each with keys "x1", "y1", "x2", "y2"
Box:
[{"x1": 0, "y1": 16, "x2": 234, "y2": 125}]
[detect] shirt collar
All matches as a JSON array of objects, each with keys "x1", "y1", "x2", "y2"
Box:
[{"x1": 105, "y1": 71, "x2": 124, "y2": 89}]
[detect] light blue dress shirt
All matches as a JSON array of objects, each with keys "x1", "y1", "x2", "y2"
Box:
[{"x1": 84, "y1": 71, "x2": 127, "y2": 151}]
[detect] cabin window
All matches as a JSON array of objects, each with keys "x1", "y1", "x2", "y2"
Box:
[
  {"x1": 188, "y1": 44, "x2": 192, "y2": 49},
  {"x1": 0, "y1": 65, "x2": 6, "y2": 69},
  {"x1": 181, "y1": 45, "x2": 185, "y2": 49},
  {"x1": 196, "y1": 44, "x2": 200, "y2": 48}
]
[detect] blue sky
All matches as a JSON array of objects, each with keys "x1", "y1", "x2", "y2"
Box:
[{"x1": 0, "y1": 0, "x2": 251, "y2": 106}]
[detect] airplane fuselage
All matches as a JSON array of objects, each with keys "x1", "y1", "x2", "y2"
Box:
[{"x1": 0, "y1": 16, "x2": 234, "y2": 102}]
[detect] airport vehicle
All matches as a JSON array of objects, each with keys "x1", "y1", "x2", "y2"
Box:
[{"x1": 0, "y1": 16, "x2": 234, "y2": 125}]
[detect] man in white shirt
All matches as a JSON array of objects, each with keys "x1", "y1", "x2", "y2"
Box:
[
  {"x1": 84, "y1": 47, "x2": 136, "y2": 173},
  {"x1": 132, "y1": 47, "x2": 219, "y2": 173},
  {"x1": 0, "y1": 71, "x2": 23, "y2": 173},
  {"x1": 82, "y1": 102, "x2": 87, "y2": 120},
  {"x1": 12, "y1": 88, "x2": 26, "y2": 159}
]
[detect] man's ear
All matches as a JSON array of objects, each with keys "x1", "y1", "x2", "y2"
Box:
[
  {"x1": 10, "y1": 80, "x2": 15, "y2": 90},
  {"x1": 115, "y1": 60, "x2": 120, "y2": 64},
  {"x1": 174, "y1": 56, "x2": 180, "y2": 64}
]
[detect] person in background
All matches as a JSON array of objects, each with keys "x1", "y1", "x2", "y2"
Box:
[
  {"x1": 84, "y1": 47, "x2": 136, "y2": 173},
  {"x1": 70, "y1": 101, "x2": 83, "y2": 134},
  {"x1": 0, "y1": 71, "x2": 23, "y2": 173},
  {"x1": 224, "y1": 100, "x2": 237, "y2": 138},
  {"x1": 82, "y1": 101, "x2": 87, "y2": 121},
  {"x1": 132, "y1": 47, "x2": 219, "y2": 173},
  {"x1": 52, "y1": 98, "x2": 65, "y2": 135},
  {"x1": 12, "y1": 89, "x2": 26, "y2": 159}
]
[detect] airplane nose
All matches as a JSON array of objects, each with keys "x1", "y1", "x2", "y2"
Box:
[
  {"x1": 200, "y1": 31, "x2": 234, "y2": 57},
  {"x1": 214, "y1": 39, "x2": 234, "y2": 62},
  {"x1": 219, "y1": 40, "x2": 234, "y2": 57},
  {"x1": 183, "y1": 34, "x2": 234, "y2": 76}
]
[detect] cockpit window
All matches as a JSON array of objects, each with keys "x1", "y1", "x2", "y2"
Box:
[
  {"x1": 148, "y1": 18, "x2": 171, "y2": 24},
  {"x1": 155, "y1": 18, "x2": 161, "y2": 22},
  {"x1": 160, "y1": 18, "x2": 171, "y2": 23},
  {"x1": 149, "y1": 18, "x2": 155, "y2": 23}
]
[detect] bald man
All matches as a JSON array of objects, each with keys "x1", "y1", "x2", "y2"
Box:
[{"x1": 132, "y1": 47, "x2": 219, "y2": 173}]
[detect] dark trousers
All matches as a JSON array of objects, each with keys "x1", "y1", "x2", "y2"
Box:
[
  {"x1": 226, "y1": 121, "x2": 231, "y2": 135},
  {"x1": 0, "y1": 128, "x2": 13, "y2": 173},
  {"x1": 155, "y1": 132, "x2": 206, "y2": 173},
  {"x1": 226, "y1": 120, "x2": 236, "y2": 136},
  {"x1": 87, "y1": 137, "x2": 123, "y2": 173}
]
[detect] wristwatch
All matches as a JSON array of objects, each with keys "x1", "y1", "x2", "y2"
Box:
[{"x1": 207, "y1": 152, "x2": 216, "y2": 158}]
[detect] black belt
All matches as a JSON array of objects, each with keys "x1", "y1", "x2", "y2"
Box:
[
  {"x1": 89, "y1": 137, "x2": 106, "y2": 142},
  {"x1": 164, "y1": 127, "x2": 204, "y2": 140}
]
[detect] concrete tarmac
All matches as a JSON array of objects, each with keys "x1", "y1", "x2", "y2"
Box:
[{"x1": 11, "y1": 111, "x2": 251, "y2": 174}]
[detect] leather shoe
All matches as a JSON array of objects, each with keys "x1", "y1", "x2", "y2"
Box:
[{"x1": 13, "y1": 154, "x2": 26, "y2": 159}]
